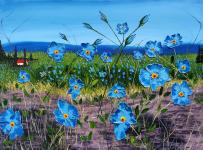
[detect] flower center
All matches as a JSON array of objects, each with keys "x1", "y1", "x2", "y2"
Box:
[
  {"x1": 120, "y1": 116, "x2": 126, "y2": 123},
  {"x1": 114, "y1": 89, "x2": 119, "y2": 94},
  {"x1": 74, "y1": 85, "x2": 78, "y2": 90},
  {"x1": 171, "y1": 40, "x2": 176, "y2": 44},
  {"x1": 63, "y1": 113, "x2": 69, "y2": 119},
  {"x1": 85, "y1": 50, "x2": 90, "y2": 55},
  {"x1": 181, "y1": 65, "x2": 186, "y2": 70},
  {"x1": 178, "y1": 92, "x2": 184, "y2": 97},
  {"x1": 21, "y1": 75, "x2": 25, "y2": 79},
  {"x1": 54, "y1": 50, "x2": 59, "y2": 54},
  {"x1": 105, "y1": 56, "x2": 108, "y2": 60},
  {"x1": 150, "y1": 48, "x2": 155, "y2": 51},
  {"x1": 10, "y1": 122, "x2": 15, "y2": 127},
  {"x1": 151, "y1": 73, "x2": 158, "y2": 79}
]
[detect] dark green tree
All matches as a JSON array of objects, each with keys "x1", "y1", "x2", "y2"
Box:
[
  {"x1": 13, "y1": 46, "x2": 18, "y2": 61},
  {"x1": 196, "y1": 45, "x2": 203, "y2": 63},
  {"x1": 29, "y1": 53, "x2": 33, "y2": 61},
  {"x1": 24, "y1": 48, "x2": 27, "y2": 66},
  {"x1": 0, "y1": 40, "x2": 6, "y2": 59}
]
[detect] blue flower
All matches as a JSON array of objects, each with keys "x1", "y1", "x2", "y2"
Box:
[
  {"x1": 139, "y1": 64, "x2": 171, "y2": 91},
  {"x1": 171, "y1": 81, "x2": 192, "y2": 106},
  {"x1": 0, "y1": 108, "x2": 24, "y2": 140},
  {"x1": 47, "y1": 42, "x2": 65, "y2": 62},
  {"x1": 176, "y1": 60, "x2": 190, "y2": 73},
  {"x1": 116, "y1": 22, "x2": 129, "y2": 34},
  {"x1": 99, "y1": 71, "x2": 107, "y2": 78},
  {"x1": 108, "y1": 83, "x2": 126, "y2": 98},
  {"x1": 133, "y1": 50, "x2": 144, "y2": 60},
  {"x1": 100, "y1": 52, "x2": 112, "y2": 63},
  {"x1": 110, "y1": 102, "x2": 136, "y2": 140},
  {"x1": 129, "y1": 66, "x2": 135, "y2": 73},
  {"x1": 53, "y1": 100, "x2": 79, "y2": 127},
  {"x1": 18, "y1": 71, "x2": 30, "y2": 83},
  {"x1": 145, "y1": 41, "x2": 162, "y2": 57},
  {"x1": 78, "y1": 43, "x2": 96, "y2": 61},
  {"x1": 164, "y1": 34, "x2": 182, "y2": 48},
  {"x1": 68, "y1": 77, "x2": 84, "y2": 100}
]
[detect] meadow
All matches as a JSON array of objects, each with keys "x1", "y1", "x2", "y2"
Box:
[{"x1": 0, "y1": 52, "x2": 202, "y2": 98}]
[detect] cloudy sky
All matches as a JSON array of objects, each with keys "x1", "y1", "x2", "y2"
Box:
[{"x1": 0, "y1": 0, "x2": 202, "y2": 45}]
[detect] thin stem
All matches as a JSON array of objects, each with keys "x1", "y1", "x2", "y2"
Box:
[
  {"x1": 106, "y1": 22, "x2": 122, "y2": 44},
  {"x1": 91, "y1": 28, "x2": 118, "y2": 46}
]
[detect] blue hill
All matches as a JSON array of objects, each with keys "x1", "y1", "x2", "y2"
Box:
[{"x1": 3, "y1": 41, "x2": 202, "y2": 55}]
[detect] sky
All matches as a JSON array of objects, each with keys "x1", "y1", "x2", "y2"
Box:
[{"x1": 0, "y1": 0, "x2": 203, "y2": 45}]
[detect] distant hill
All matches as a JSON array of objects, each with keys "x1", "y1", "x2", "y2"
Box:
[{"x1": 3, "y1": 41, "x2": 202, "y2": 55}]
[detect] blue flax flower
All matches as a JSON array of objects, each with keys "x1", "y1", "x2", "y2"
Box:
[
  {"x1": 145, "y1": 41, "x2": 162, "y2": 58},
  {"x1": 18, "y1": 71, "x2": 30, "y2": 83},
  {"x1": 78, "y1": 43, "x2": 96, "y2": 61},
  {"x1": 116, "y1": 22, "x2": 129, "y2": 34},
  {"x1": 133, "y1": 50, "x2": 144, "y2": 60},
  {"x1": 0, "y1": 108, "x2": 24, "y2": 140},
  {"x1": 110, "y1": 102, "x2": 136, "y2": 140},
  {"x1": 47, "y1": 42, "x2": 65, "y2": 62},
  {"x1": 164, "y1": 33, "x2": 182, "y2": 48},
  {"x1": 108, "y1": 83, "x2": 126, "y2": 98},
  {"x1": 53, "y1": 100, "x2": 79, "y2": 127},
  {"x1": 68, "y1": 77, "x2": 84, "y2": 100},
  {"x1": 100, "y1": 52, "x2": 112, "y2": 63},
  {"x1": 171, "y1": 81, "x2": 192, "y2": 106},
  {"x1": 176, "y1": 59, "x2": 190, "y2": 73},
  {"x1": 139, "y1": 64, "x2": 171, "y2": 91}
]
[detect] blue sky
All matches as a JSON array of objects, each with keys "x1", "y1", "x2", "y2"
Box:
[{"x1": 0, "y1": 0, "x2": 203, "y2": 45}]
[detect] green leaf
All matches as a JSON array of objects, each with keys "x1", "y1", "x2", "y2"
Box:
[
  {"x1": 77, "y1": 120, "x2": 83, "y2": 128},
  {"x1": 149, "y1": 94, "x2": 156, "y2": 100},
  {"x1": 148, "y1": 124, "x2": 156, "y2": 132},
  {"x1": 141, "y1": 90, "x2": 147, "y2": 99},
  {"x1": 130, "y1": 92, "x2": 138, "y2": 99},
  {"x1": 170, "y1": 55, "x2": 175, "y2": 64},
  {"x1": 0, "y1": 99, "x2": 8, "y2": 108},
  {"x1": 130, "y1": 136, "x2": 136, "y2": 144},
  {"x1": 23, "y1": 89, "x2": 30, "y2": 97},
  {"x1": 3, "y1": 139, "x2": 14, "y2": 146},
  {"x1": 125, "y1": 34, "x2": 136, "y2": 45},
  {"x1": 159, "y1": 87, "x2": 164, "y2": 96},
  {"x1": 142, "y1": 108, "x2": 149, "y2": 114},
  {"x1": 91, "y1": 79, "x2": 99, "y2": 86},
  {"x1": 12, "y1": 95, "x2": 22, "y2": 102},
  {"x1": 163, "y1": 91, "x2": 171, "y2": 97},
  {"x1": 59, "y1": 33, "x2": 68, "y2": 41},
  {"x1": 139, "y1": 14, "x2": 150, "y2": 27},
  {"x1": 43, "y1": 95, "x2": 50, "y2": 103},
  {"x1": 161, "y1": 108, "x2": 168, "y2": 113},
  {"x1": 31, "y1": 88, "x2": 35, "y2": 94},
  {"x1": 98, "y1": 115, "x2": 105, "y2": 123},
  {"x1": 99, "y1": 11, "x2": 108, "y2": 23},
  {"x1": 83, "y1": 23, "x2": 93, "y2": 30},
  {"x1": 89, "y1": 121, "x2": 96, "y2": 129},
  {"x1": 80, "y1": 135, "x2": 87, "y2": 141},
  {"x1": 134, "y1": 105, "x2": 139, "y2": 117},
  {"x1": 87, "y1": 131, "x2": 93, "y2": 141}
]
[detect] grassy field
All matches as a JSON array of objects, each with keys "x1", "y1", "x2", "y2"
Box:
[{"x1": 0, "y1": 52, "x2": 203, "y2": 97}]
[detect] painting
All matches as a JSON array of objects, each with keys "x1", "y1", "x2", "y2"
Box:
[{"x1": 0, "y1": 0, "x2": 203, "y2": 149}]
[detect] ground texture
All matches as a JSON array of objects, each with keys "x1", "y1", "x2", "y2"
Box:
[{"x1": 0, "y1": 86, "x2": 203, "y2": 150}]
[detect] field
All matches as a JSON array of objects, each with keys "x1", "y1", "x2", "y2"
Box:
[{"x1": 1, "y1": 52, "x2": 203, "y2": 96}]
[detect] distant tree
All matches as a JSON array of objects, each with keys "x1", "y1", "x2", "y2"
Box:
[
  {"x1": 196, "y1": 45, "x2": 203, "y2": 63},
  {"x1": 24, "y1": 48, "x2": 27, "y2": 66},
  {"x1": 29, "y1": 53, "x2": 33, "y2": 61},
  {"x1": 13, "y1": 46, "x2": 18, "y2": 61},
  {"x1": 0, "y1": 40, "x2": 6, "y2": 59}
]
